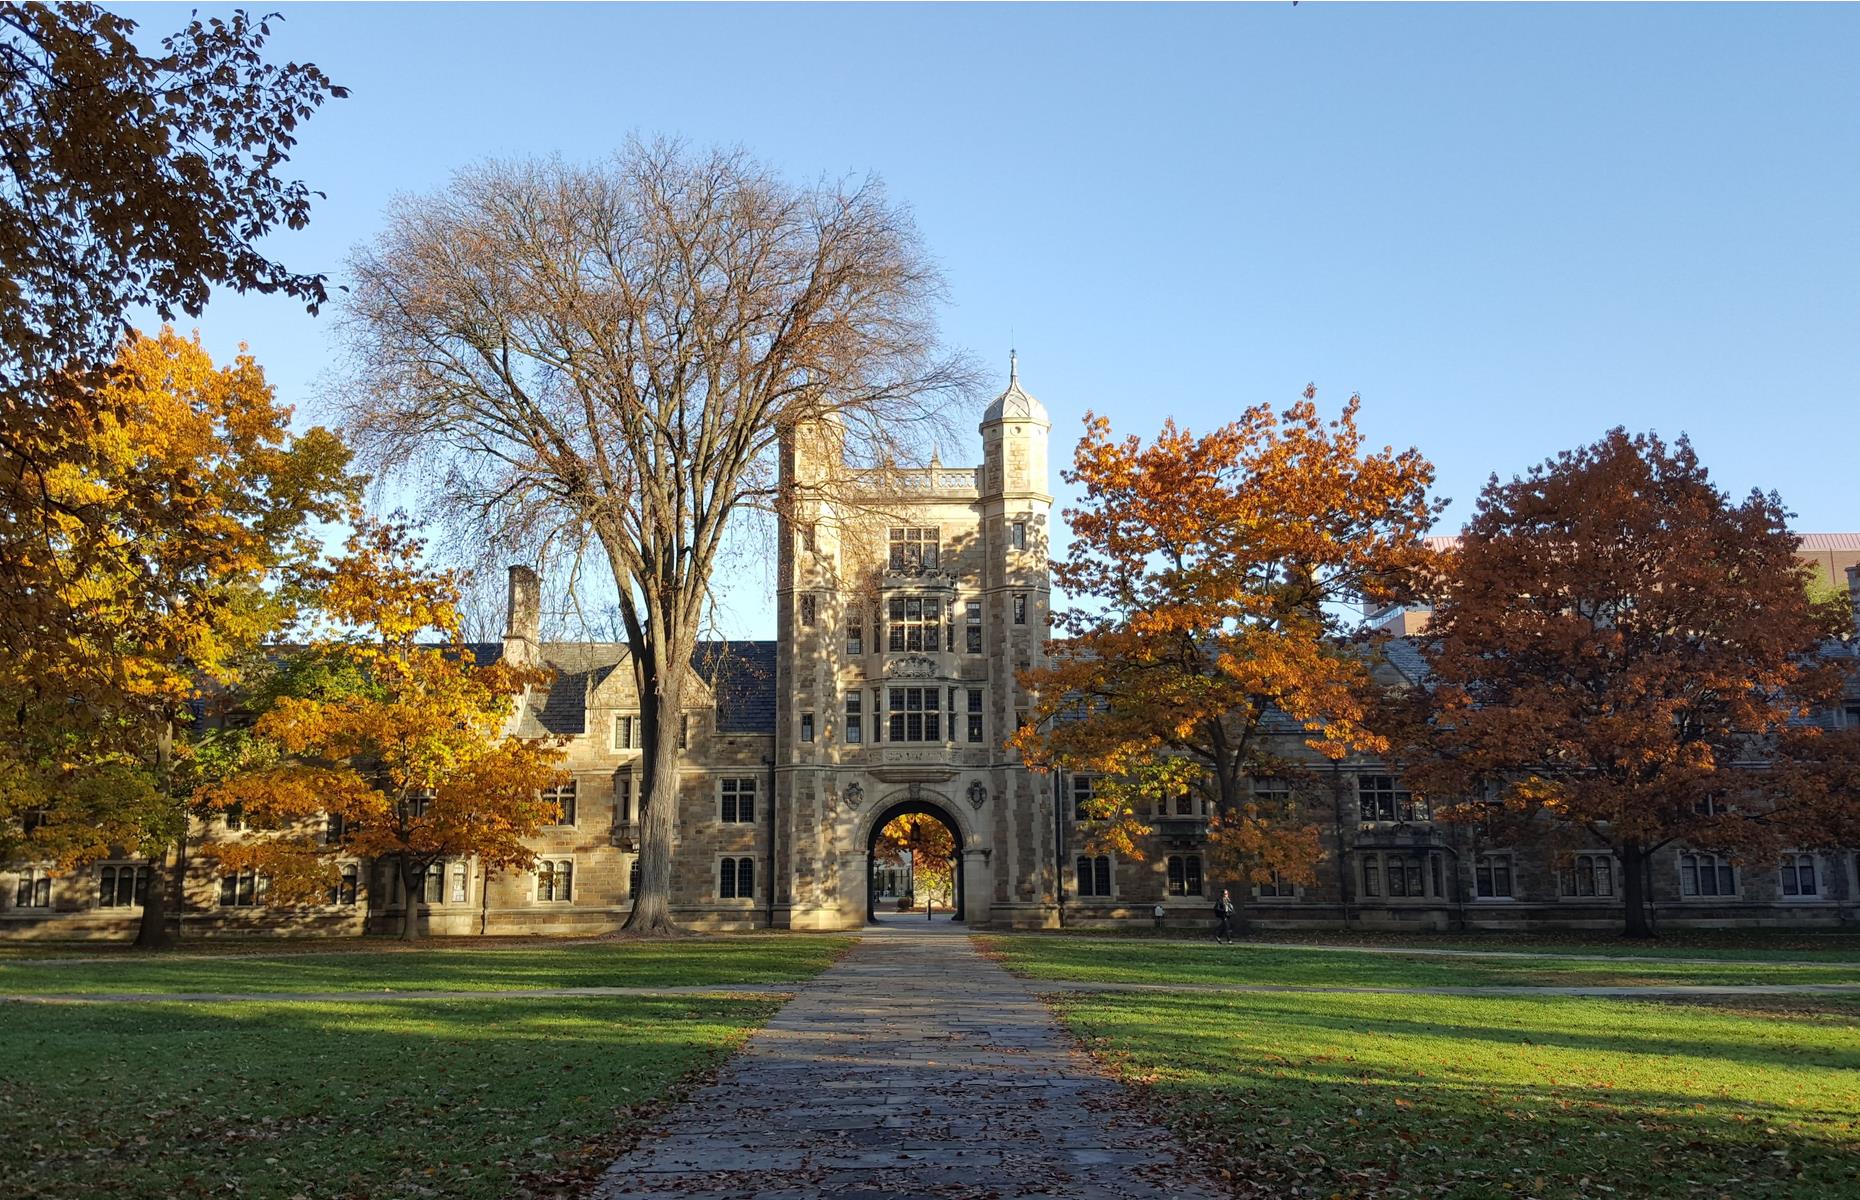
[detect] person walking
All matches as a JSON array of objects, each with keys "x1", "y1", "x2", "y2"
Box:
[{"x1": 1213, "y1": 887, "x2": 1235, "y2": 945}]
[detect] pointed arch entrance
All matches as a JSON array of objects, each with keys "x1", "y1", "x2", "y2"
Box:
[{"x1": 864, "y1": 795, "x2": 965, "y2": 924}]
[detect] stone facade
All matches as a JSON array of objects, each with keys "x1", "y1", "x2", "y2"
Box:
[{"x1": 5, "y1": 372, "x2": 1859, "y2": 938}]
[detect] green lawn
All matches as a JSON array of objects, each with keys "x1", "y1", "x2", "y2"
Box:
[
  {"x1": 1, "y1": 994, "x2": 781, "y2": 1200},
  {"x1": 1217, "y1": 926, "x2": 1860, "y2": 962},
  {"x1": 0, "y1": 935, "x2": 854, "y2": 995},
  {"x1": 977, "y1": 935, "x2": 1860, "y2": 988},
  {"x1": 1055, "y1": 989, "x2": 1860, "y2": 1199}
]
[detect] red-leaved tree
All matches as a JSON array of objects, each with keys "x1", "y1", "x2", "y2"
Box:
[{"x1": 1399, "y1": 429, "x2": 1850, "y2": 937}]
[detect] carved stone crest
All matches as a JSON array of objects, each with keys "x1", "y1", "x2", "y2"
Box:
[
  {"x1": 842, "y1": 783, "x2": 863, "y2": 809},
  {"x1": 884, "y1": 655, "x2": 938, "y2": 679},
  {"x1": 967, "y1": 781, "x2": 988, "y2": 810}
]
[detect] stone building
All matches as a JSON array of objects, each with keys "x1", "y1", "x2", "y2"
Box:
[{"x1": 5, "y1": 370, "x2": 1859, "y2": 938}]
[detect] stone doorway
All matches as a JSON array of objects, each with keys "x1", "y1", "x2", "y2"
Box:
[{"x1": 865, "y1": 799, "x2": 964, "y2": 924}]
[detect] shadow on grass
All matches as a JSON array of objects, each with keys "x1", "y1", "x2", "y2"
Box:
[
  {"x1": 1057, "y1": 990, "x2": 1860, "y2": 1200},
  {"x1": 979, "y1": 936, "x2": 1860, "y2": 990},
  {"x1": 0, "y1": 994, "x2": 782, "y2": 1200},
  {"x1": 1139, "y1": 990, "x2": 1860, "y2": 1075},
  {"x1": 0, "y1": 938, "x2": 854, "y2": 995}
]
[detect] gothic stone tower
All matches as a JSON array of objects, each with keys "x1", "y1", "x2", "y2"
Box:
[{"x1": 775, "y1": 361, "x2": 1057, "y2": 929}]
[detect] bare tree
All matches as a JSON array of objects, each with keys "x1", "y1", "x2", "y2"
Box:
[{"x1": 337, "y1": 140, "x2": 976, "y2": 933}]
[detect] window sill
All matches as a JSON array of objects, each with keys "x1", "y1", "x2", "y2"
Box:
[{"x1": 1471, "y1": 896, "x2": 1518, "y2": 903}]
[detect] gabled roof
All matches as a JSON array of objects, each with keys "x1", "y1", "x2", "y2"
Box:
[{"x1": 508, "y1": 639, "x2": 779, "y2": 738}]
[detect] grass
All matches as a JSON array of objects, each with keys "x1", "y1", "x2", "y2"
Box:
[
  {"x1": 0, "y1": 935, "x2": 854, "y2": 995},
  {"x1": 976, "y1": 935, "x2": 1860, "y2": 988},
  {"x1": 1055, "y1": 989, "x2": 1860, "y2": 1199},
  {"x1": 0, "y1": 994, "x2": 782, "y2": 1200},
  {"x1": 1213, "y1": 926, "x2": 1860, "y2": 962}
]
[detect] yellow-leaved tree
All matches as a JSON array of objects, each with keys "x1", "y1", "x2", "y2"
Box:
[
  {"x1": 1010, "y1": 391, "x2": 1441, "y2": 909},
  {"x1": 875, "y1": 813, "x2": 956, "y2": 913},
  {"x1": 0, "y1": 328, "x2": 355, "y2": 946},
  {"x1": 209, "y1": 521, "x2": 567, "y2": 940}
]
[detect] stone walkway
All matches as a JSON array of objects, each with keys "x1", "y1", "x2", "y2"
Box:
[{"x1": 591, "y1": 921, "x2": 1223, "y2": 1200}]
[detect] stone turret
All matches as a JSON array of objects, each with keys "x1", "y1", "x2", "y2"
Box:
[{"x1": 980, "y1": 351, "x2": 1051, "y2": 502}]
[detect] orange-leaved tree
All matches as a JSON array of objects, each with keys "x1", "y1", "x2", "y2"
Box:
[
  {"x1": 1011, "y1": 391, "x2": 1441, "y2": 901},
  {"x1": 2, "y1": 4, "x2": 345, "y2": 707},
  {"x1": 0, "y1": 328, "x2": 354, "y2": 947},
  {"x1": 209, "y1": 521, "x2": 567, "y2": 939},
  {"x1": 875, "y1": 813, "x2": 956, "y2": 911},
  {"x1": 1398, "y1": 429, "x2": 1851, "y2": 937}
]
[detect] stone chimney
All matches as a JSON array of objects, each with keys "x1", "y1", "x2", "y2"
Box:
[
  {"x1": 503, "y1": 565, "x2": 541, "y2": 666},
  {"x1": 1848, "y1": 564, "x2": 1860, "y2": 640}
]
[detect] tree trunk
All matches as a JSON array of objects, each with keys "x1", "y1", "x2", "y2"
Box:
[
  {"x1": 400, "y1": 858, "x2": 424, "y2": 941},
  {"x1": 625, "y1": 661, "x2": 687, "y2": 935},
  {"x1": 134, "y1": 847, "x2": 173, "y2": 950},
  {"x1": 1619, "y1": 843, "x2": 1654, "y2": 938},
  {"x1": 135, "y1": 718, "x2": 181, "y2": 950}
]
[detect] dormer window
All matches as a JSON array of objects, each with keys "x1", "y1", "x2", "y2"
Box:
[{"x1": 888, "y1": 527, "x2": 939, "y2": 571}]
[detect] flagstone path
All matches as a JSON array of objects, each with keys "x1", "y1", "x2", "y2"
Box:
[{"x1": 590, "y1": 919, "x2": 1223, "y2": 1200}]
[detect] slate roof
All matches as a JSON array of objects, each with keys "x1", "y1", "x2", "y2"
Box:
[
  {"x1": 507, "y1": 639, "x2": 779, "y2": 738},
  {"x1": 694, "y1": 640, "x2": 779, "y2": 734},
  {"x1": 1377, "y1": 637, "x2": 1432, "y2": 688},
  {"x1": 1371, "y1": 634, "x2": 1860, "y2": 731}
]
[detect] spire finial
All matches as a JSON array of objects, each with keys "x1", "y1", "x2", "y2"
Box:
[{"x1": 1009, "y1": 347, "x2": 1018, "y2": 385}]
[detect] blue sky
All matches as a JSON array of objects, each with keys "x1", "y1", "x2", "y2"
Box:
[{"x1": 141, "y1": 3, "x2": 1860, "y2": 637}]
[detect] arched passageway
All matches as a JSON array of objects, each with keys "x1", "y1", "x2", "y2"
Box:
[{"x1": 865, "y1": 799, "x2": 964, "y2": 924}]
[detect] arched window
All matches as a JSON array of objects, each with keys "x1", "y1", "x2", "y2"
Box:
[
  {"x1": 720, "y1": 857, "x2": 754, "y2": 900},
  {"x1": 1679, "y1": 852, "x2": 1735, "y2": 898},
  {"x1": 1256, "y1": 870, "x2": 1297, "y2": 900},
  {"x1": 1559, "y1": 853, "x2": 1615, "y2": 898},
  {"x1": 1779, "y1": 853, "x2": 1818, "y2": 898},
  {"x1": 14, "y1": 868, "x2": 52, "y2": 909},
  {"x1": 1166, "y1": 855, "x2": 1202, "y2": 897},
  {"x1": 536, "y1": 860, "x2": 573, "y2": 903},
  {"x1": 97, "y1": 864, "x2": 150, "y2": 908},
  {"x1": 1474, "y1": 854, "x2": 1514, "y2": 899},
  {"x1": 218, "y1": 868, "x2": 266, "y2": 907}
]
